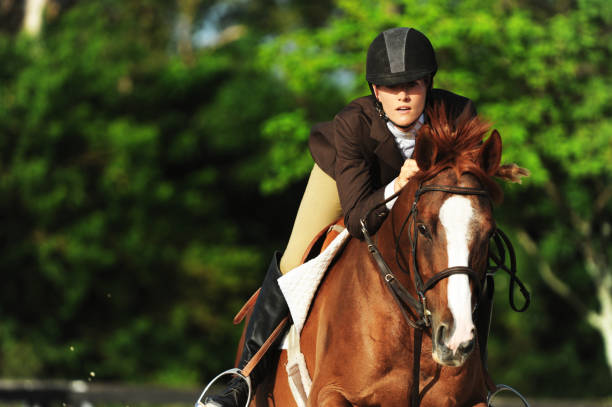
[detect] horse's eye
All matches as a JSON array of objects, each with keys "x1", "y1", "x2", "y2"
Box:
[{"x1": 417, "y1": 224, "x2": 429, "y2": 237}]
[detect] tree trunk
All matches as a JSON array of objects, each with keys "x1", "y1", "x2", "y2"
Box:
[
  {"x1": 176, "y1": 0, "x2": 198, "y2": 63},
  {"x1": 517, "y1": 229, "x2": 612, "y2": 380},
  {"x1": 587, "y1": 272, "x2": 612, "y2": 379},
  {"x1": 22, "y1": 0, "x2": 46, "y2": 36}
]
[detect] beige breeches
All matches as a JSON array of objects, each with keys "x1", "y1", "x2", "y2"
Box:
[{"x1": 279, "y1": 164, "x2": 343, "y2": 274}]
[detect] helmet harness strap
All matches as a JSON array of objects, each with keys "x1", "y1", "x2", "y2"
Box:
[{"x1": 369, "y1": 79, "x2": 434, "y2": 131}]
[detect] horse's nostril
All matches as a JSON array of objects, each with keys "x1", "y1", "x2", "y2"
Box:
[
  {"x1": 458, "y1": 338, "x2": 475, "y2": 354},
  {"x1": 436, "y1": 324, "x2": 447, "y2": 345}
]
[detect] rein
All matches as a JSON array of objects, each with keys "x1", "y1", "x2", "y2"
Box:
[{"x1": 360, "y1": 182, "x2": 530, "y2": 407}]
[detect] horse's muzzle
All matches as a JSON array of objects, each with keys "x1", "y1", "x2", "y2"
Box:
[{"x1": 432, "y1": 324, "x2": 475, "y2": 367}]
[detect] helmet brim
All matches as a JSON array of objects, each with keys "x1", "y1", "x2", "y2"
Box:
[{"x1": 367, "y1": 69, "x2": 435, "y2": 86}]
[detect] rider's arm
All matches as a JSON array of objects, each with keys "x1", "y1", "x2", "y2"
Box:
[{"x1": 334, "y1": 112, "x2": 390, "y2": 239}]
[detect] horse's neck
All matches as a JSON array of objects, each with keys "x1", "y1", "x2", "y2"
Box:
[
  {"x1": 376, "y1": 217, "x2": 418, "y2": 296},
  {"x1": 349, "y1": 235, "x2": 420, "y2": 344}
]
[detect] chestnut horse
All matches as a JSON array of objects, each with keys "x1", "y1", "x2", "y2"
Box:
[{"x1": 254, "y1": 105, "x2": 522, "y2": 407}]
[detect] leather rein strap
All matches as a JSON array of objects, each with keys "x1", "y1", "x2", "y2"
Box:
[
  {"x1": 361, "y1": 183, "x2": 530, "y2": 407},
  {"x1": 361, "y1": 184, "x2": 490, "y2": 329}
]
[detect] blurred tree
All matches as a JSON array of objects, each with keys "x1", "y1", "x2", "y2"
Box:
[
  {"x1": 0, "y1": 0, "x2": 24, "y2": 34},
  {"x1": 0, "y1": 0, "x2": 329, "y2": 385}
]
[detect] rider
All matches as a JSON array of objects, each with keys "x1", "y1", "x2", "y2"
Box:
[{"x1": 203, "y1": 27, "x2": 492, "y2": 407}]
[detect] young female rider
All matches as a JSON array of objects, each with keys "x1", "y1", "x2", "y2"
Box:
[{"x1": 204, "y1": 27, "x2": 492, "y2": 407}]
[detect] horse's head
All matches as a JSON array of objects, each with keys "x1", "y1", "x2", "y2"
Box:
[
  {"x1": 411, "y1": 169, "x2": 496, "y2": 367},
  {"x1": 388, "y1": 104, "x2": 503, "y2": 367}
]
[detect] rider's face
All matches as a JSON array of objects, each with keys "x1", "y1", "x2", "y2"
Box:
[{"x1": 373, "y1": 79, "x2": 427, "y2": 129}]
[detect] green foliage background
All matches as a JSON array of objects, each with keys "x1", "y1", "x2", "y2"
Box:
[{"x1": 0, "y1": 0, "x2": 610, "y2": 399}]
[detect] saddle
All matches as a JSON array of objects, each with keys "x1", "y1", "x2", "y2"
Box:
[
  {"x1": 299, "y1": 219, "x2": 347, "y2": 264},
  {"x1": 232, "y1": 219, "x2": 348, "y2": 366}
]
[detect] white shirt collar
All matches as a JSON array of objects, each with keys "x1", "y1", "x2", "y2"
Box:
[
  {"x1": 386, "y1": 113, "x2": 425, "y2": 160},
  {"x1": 386, "y1": 113, "x2": 425, "y2": 139}
]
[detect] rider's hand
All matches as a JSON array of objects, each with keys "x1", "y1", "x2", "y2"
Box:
[{"x1": 394, "y1": 159, "x2": 419, "y2": 192}]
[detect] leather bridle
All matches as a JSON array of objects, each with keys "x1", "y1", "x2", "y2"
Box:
[
  {"x1": 361, "y1": 183, "x2": 489, "y2": 330},
  {"x1": 361, "y1": 181, "x2": 530, "y2": 406}
]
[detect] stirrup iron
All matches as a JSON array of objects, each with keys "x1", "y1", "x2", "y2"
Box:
[{"x1": 195, "y1": 368, "x2": 252, "y2": 407}]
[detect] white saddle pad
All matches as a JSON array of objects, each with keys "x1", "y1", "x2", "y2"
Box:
[
  {"x1": 276, "y1": 228, "x2": 350, "y2": 407},
  {"x1": 277, "y1": 228, "x2": 350, "y2": 336}
]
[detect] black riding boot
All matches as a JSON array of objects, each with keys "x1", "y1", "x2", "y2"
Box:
[
  {"x1": 203, "y1": 252, "x2": 289, "y2": 407},
  {"x1": 476, "y1": 275, "x2": 494, "y2": 369}
]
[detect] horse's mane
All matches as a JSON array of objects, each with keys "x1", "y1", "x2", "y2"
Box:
[{"x1": 414, "y1": 102, "x2": 504, "y2": 203}]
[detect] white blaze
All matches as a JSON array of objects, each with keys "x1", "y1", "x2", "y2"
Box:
[{"x1": 439, "y1": 196, "x2": 475, "y2": 352}]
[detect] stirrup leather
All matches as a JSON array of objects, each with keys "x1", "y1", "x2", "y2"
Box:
[{"x1": 195, "y1": 317, "x2": 289, "y2": 407}]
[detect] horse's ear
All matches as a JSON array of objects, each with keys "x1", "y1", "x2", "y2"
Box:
[
  {"x1": 415, "y1": 132, "x2": 437, "y2": 171},
  {"x1": 479, "y1": 130, "x2": 502, "y2": 175}
]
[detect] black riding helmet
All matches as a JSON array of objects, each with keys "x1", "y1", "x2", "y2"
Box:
[
  {"x1": 367, "y1": 28, "x2": 437, "y2": 128},
  {"x1": 366, "y1": 27, "x2": 437, "y2": 87}
]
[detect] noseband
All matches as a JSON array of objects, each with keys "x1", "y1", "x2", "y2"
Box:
[{"x1": 361, "y1": 183, "x2": 489, "y2": 329}]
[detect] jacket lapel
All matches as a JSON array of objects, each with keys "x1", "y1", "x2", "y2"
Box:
[{"x1": 371, "y1": 118, "x2": 404, "y2": 173}]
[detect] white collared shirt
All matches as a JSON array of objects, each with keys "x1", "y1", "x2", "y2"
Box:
[{"x1": 384, "y1": 113, "x2": 425, "y2": 209}]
